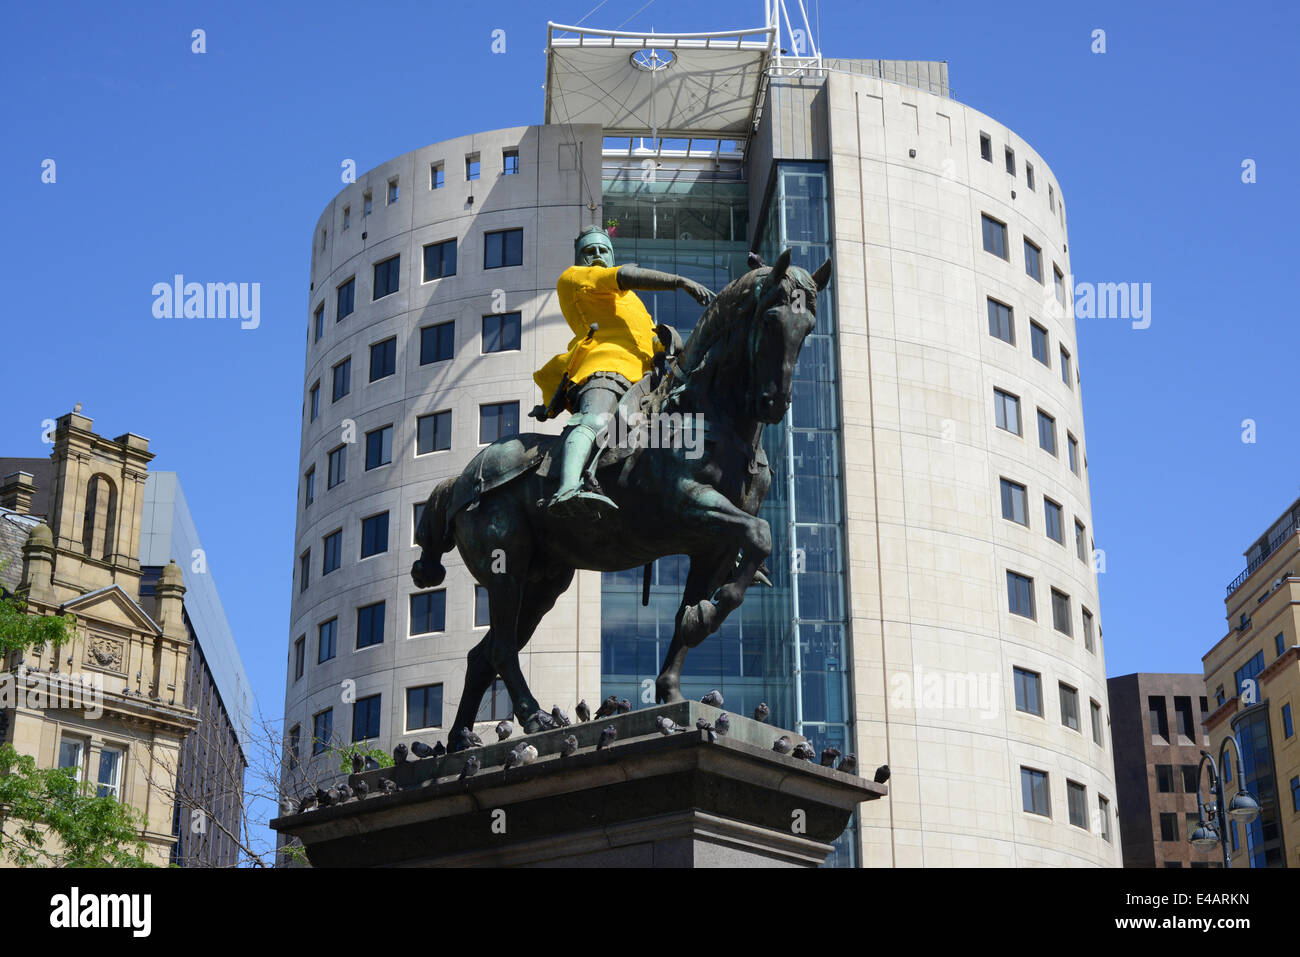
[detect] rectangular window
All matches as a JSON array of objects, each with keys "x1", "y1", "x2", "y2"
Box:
[
  {"x1": 97, "y1": 747, "x2": 123, "y2": 800},
  {"x1": 58, "y1": 738, "x2": 85, "y2": 778},
  {"x1": 331, "y1": 357, "x2": 351, "y2": 402},
  {"x1": 1024, "y1": 239, "x2": 1042, "y2": 282},
  {"x1": 423, "y1": 239, "x2": 457, "y2": 281},
  {"x1": 477, "y1": 678, "x2": 512, "y2": 721},
  {"x1": 294, "y1": 636, "x2": 305, "y2": 680},
  {"x1": 1098, "y1": 795, "x2": 1112, "y2": 841},
  {"x1": 1235, "y1": 651, "x2": 1266, "y2": 698},
  {"x1": 979, "y1": 132, "x2": 992, "y2": 162},
  {"x1": 1007, "y1": 571, "x2": 1035, "y2": 619},
  {"x1": 357, "y1": 600, "x2": 386, "y2": 649},
  {"x1": 1060, "y1": 348, "x2": 1072, "y2": 388},
  {"x1": 503, "y1": 149, "x2": 519, "y2": 175},
  {"x1": 412, "y1": 503, "x2": 426, "y2": 544},
  {"x1": 993, "y1": 388, "x2": 1021, "y2": 435},
  {"x1": 1066, "y1": 780, "x2": 1088, "y2": 829},
  {"x1": 407, "y1": 684, "x2": 444, "y2": 731},
  {"x1": 987, "y1": 297, "x2": 1014, "y2": 344},
  {"x1": 367, "y1": 339, "x2": 396, "y2": 384},
  {"x1": 479, "y1": 402, "x2": 519, "y2": 443},
  {"x1": 373, "y1": 255, "x2": 400, "y2": 300},
  {"x1": 298, "y1": 550, "x2": 310, "y2": 594},
  {"x1": 484, "y1": 228, "x2": 523, "y2": 269},
  {"x1": 1149, "y1": 696, "x2": 1170, "y2": 742},
  {"x1": 1082, "y1": 607, "x2": 1095, "y2": 652},
  {"x1": 309, "y1": 381, "x2": 320, "y2": 421},
  {"x1": 365, "y1": 425, "x2": 393, "y2": 470},
  {"x1": 417, "y1": 410, "x2": 452, "y2": 455},
  {"x1": 420, "y1": 321, "x2": 455, "y2": 364},
  {"x1": 1030, "y1": 321, "x2": 1050, "y2": 365},
  {"x1": 1053, "y1": 265, "x2": 1065, "y2": 306},
  {"x1": 1037, "y1": 409, "x2": 1057, "y2": 455},
  {"x1": 1180, "y1": 763, "x2": 1200, "y2": 793},
  {"x1": 482, "y1": 312, "x2": 521, "y2": 353},
  {"x1": 1291, "y1": 775, "x2": 1300, "y2": 813},
  {"x1": 1276, "y1": 632, "x2": 1286, "y2": 657},
  {"x1": 430, "y1": 161, "x2": 444, "y2": 189},
  {"x1": 1067, "y1": 434, "x2": 1079, "y2": 475},
  {"x1": 1025, "y1": 162, "x2": 1035, "y2": 191},
  {"x1": 1059, "y1": 683, "x2": 1080, "y2": 731},
  {"x1": 1044, "y1": 498, "x2": 1064, "y2": 544},
  {"x1": 1000, "y1": 478, "x2": 1028, "y2": 526},
  {"x1": 466, "y1": 152, "x2": 480, "y2": 181},
  {"x1": 318, "y1": 618, "x2": 337, "y2": 663},
  {"x1": 1021, "y1": 767, "x2": 1050, "y2": 816},
  {"x1": 288, "y1": 725, "x2": 301, "y2": 768},
  {"x1": 322, "y1": 529, "x2": 342, "y2": 574},
  {"x1": 981, "y1": 214, "x2": 1008, "y2": 259},
  {"x1": 1283, "y1": 703, "x2": 1293, "y2": 738},
  {"x1": 1155, "y1": 764, "x2": 1174, "y2": 793},
  {"x1": 312, "y1": 709, "x2": 332, "y2": 754},
  {"x1": 1174, "y1": 696, "x2": 1195, "y2": 741},
  {"x1": 1005, "y1": 146, "x2": 1016, "y2": 176},
  {"x1": 314, "y1": 303, "x2": 324, "y2": 342},
  {"x1": 1051, "y1": 589, "x2": 1071, "y2": 636},
  {"x1": 337, "y1": 278, "x2": 356, "y2": 320},
  {"x1": 1159, "y1": 812, "x2": 1179, "y2": 842},
  {"x1": 475, "y1": 584, "x2": 490, "y2": 627},
  {"x1": 327, "y1": 445, "x2": 346, "y2": 489},
  {"x1": 353, "y1": 694, "x2": 382, "y2": 742},
  {"x1": 386, "y1": 178, "x2": 398, "y2": 205},
  {"x1": 342, "y1": 206, "x2": 350, "y2": 231},
  {"x1": 410, "y1": 591, "x2": 446, "y2": 636},
  {"x1": 1013, "y1": 667, "x2": 1042, "y2": 716},
  {"x1": 1075, "y1": 520, "x2": 1087, "y2": 562},
  {"x1": 1090, "y1": 700, "x2": 1104, "y2": 745},
  {"x1": 363, "y1": 191, "x2": 373, "y2": 216},
  {"x1": 304, "y1": 467, "x2": 315, "y2": 508},
  {"x1": 360, "y1": 511, "x2": 389, "y2": 559},
  {"x1": 1048, "y1": 184, "x2": 1056, "y2": 211}
]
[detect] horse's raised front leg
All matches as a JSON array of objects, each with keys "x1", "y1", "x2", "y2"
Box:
[
  {"x1": 677, "y1": 486, "x2": 771, "y2": 646},
  {"x1": 655, "y1": 548, "x2": 730, "y2": 704}
]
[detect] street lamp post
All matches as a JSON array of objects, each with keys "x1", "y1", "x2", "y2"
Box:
[{"x1": 1191, "y1": 739, "x2": 1261, "y2": 868}]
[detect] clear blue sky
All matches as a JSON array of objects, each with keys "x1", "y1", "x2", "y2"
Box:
[{"x1": 4, "y1": 0, "x2": 1296, "y2": 736}]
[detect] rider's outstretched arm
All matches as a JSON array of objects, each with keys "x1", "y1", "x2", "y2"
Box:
[{"x1": 616, "y1": 265, "x2": 713, "y2": 306}]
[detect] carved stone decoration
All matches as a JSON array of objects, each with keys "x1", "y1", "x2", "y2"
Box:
[{"x1": 85, "y1": 634, "x2": 125, "y2": 673}]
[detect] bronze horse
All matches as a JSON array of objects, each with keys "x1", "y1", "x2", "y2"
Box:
[{"x1": 412, "y1": 250, "x2": 831, "y2": 740}]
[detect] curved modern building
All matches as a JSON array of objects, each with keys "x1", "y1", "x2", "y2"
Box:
[{"x1": 283, "y1": 19, "x2": 1120, "y2": 867}]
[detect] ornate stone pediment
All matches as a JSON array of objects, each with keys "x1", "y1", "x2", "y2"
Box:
[{"x1": 60, "y1": 584, "x2": 161, "y2": 634}]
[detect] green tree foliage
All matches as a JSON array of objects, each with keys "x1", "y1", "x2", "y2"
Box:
[
  {"x1": 0, "y1": 744, "x2": 152, "y2": 867},
  {"x1": 0, "y1": 595, "x2": 76, "y2": 658},
  {"x1": 334, "y1": 741, "x2": 393, "y2": 774}
]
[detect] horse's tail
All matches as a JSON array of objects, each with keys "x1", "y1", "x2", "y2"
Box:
[{"x1": 411, "y1": 477, "x2": 457, "y2": 588}]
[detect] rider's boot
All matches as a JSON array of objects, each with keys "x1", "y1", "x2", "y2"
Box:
[{"x1": 548, "y1": 421, "x2": 617, "y2": 520}]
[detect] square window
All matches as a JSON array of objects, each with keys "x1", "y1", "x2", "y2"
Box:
[
  {"x1": 482, "y1": 312, "x2": 521, "y2": 353},
  {"x1": 981, "y1": 214, "x2": 1008, "y2": 259},
  {"x1": 312, "y1": 709, "x2": 333, "y2": 754},
  {"x1": 365, "y1": 425, "x2": 393, "y2": 470},
  {"x1": 357, "y1": 600, "x2": 386, "y2": 649},
  {"x1": 410, "y1": 591, "x2": 446, "y2": 635},
  {"x1": 407, "y1": 684, "x2": 444, "y2": 731},
  {"x1": 318, "y1": 618, "x2": 337, "y2": 663},
  {"x1": 369, "y1": 337, "x2": 397, "y2": 382},
  {"x1": 1013, "y1": 667, "x2": 1042, "y2": 716},
  {"x1": 1051, "y1": 588, "x2": 1071, "y2": 636},
  {"x1": 484, "y1": 228, "x2": 523, "y2": 269},
  {"x1": 1082, "y1": 607, "x2": 1095, "y2": 653},
  {"x1": 466, "y1": 153, "x2": 480, "y2": 181},
  {"x1": 987, "y1": 298, "x2": 1014, "y2": 344},
  {"x1": 1030, "y1": 321, "x2": 1050, "y2": 365},
  {"x1": 337, "y1": 278, "x2": 356, "y2": 320},
  {"x1": 1037, "y1": 409, "x2": 1057, "y2": 455},
  {"x1": 474, "y1": 584, "x2": 490, "y2": 627},
  {"x1": 353, "y1": 693, "x2": 382, "y2": 741},
  {"x1": 373, "y1": 254, "x2": 400, "y2": 300},
  {"x1": 314, "y1": 303, "x2": 325, "y2": 342},
  {"x1": 417, "y1": 410, "x2": 452, "y2": 455},
  {"x1": 294, "y1": 636, "x2": 305, "y2": 680},
  {"x1": 298, "y1": 550, "x2": 310, "y2": 594},
  {"x1": 1043, "y1": 498, "x2": 1063, "y2": 544},
  {"x1": 327, "y1": 445, "x2": 346, "y2": 489},
  {"x1": 360, "y1": 512, "x2": 389, "y2": 558},
  {"x1": 1059, "y1": 683, "x2": 1080, "y2": 731},
  {"x1": 979, "y1": 132, "x2": 992, "y2": 162},
  {"x1": 1000, "y1": 478, "x2": 1028, "y2": 526},
  {"x1": 1021, "y1": 767, "x2": 1050, "y2": 816},
  {"x1": 420, "y1": 321, "x2": 455, "y2": 364},
  {"x1": 1024, "y1": 239, "x2": 1042, "y2": 283},
  {"x1": 322, "y1": 529, "x2": 342, "y2": 574},
  {"x1": 503, "y1": 149, "x2": 519, "y2": 175},
  {"x1": 309, "y1": 382, "x2": 320, "y2": 421},
  {"x1": 994, "y1": 388, "x2": 1021, "y2": 435},
  {"x1": 423, "y1": 239, "x2": 458, "y2": 281},
  {"x1": 479, "y1": 402, "x2": 519, "y2": 443},
  {"x1": 332, "y1": 358, "x2": 351, "y2": 402},
  {"x1": 1066, "y1": 780, "x2": 1088, "y2": 829},
  {"x1": 1060, "y1": 347, "x2": 1072, "y2": 388},
  {"x1": 1007, "y1": 571, "x2": 1035, "y2": 619},
  {"x1": 430, "y1": 161, "x2": 444, "y2": 189}
]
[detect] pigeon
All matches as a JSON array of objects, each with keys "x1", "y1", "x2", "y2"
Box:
[
  {"x1": 715, "y1": 713, "x2": 731, "y2": 737},
  {"x1": 747, "y1": 251, "x2": 767, "y2": 270},
  {"x1": 504, "y1": 746, "x2": 522, "y2": 771},
  {"x1": 701, "y1": 690, "x2": 724, "y2": 708},
  {"x1": 791, "y1": 742, "x2": 816, "y2": 761},
  {"x1": 495, "y1": 721, "x2": 514, "y2": 741},
  {"x1": 820, "y1": 747, "x2": 841, "y2": 768},
  {"x1": 351, "y1": 753, "x2": 365, "y2": 774},
  {"x1": 617, "y1": 698, "x2": 633, "y2": 714},
  {"x1": 575, "y1": 699, "x2": 592, "y2": 722},
  {"x1": 559, "y1": 734, "x2": 579, "y2": 757},
  {"x1": 695, "y1": 717, "x2": 715, "y2": 733},
  {"x1": 412, "y1": 740, "x2": 439, "y2": 759},
  {"x1": 598, "y1": 725, "x2": 617, "y2": 751},
  {"x1": 337, "y1": 783, "x2": 354, "y2": 801},
  {"x1": 297, "y1": 794, "x2": 318, "y2": 813},
  {"x1": 315, "y1": 786, "x2": 334, "y2": 807},
  {"x1": 433, "y1": 740, "x2": 446, "y2": 757},
  {"x1": 459, "y1": 755, "x2": 480, "y2": 780},
  {"x1": 381, "y1": 778, "x2": 397, "y2": 793},
  {"x1": 594, "y1": 695, "x2": 620, "y2": 719},
  {"x1": 837, "y1": 754, "x2": 858, "y2": 775},
  {"x1": 353, "y1": 777, "x2": 369, "y2": 799},
  {"x1": 874, "y1": 764, "x2": 891, "y2": 784},
  {"x1": 657, "y1": 715, "x2": 689, "y2": 735},
  {"x1": 517, "y1": 743, "x2": 539, "y2": 765},
  {"x1": 551, "y1": 705, "x2": 572, "y2": 727},
  {"x1": 754, "y1": 702, "x2": 770, "y2": 723},
  {"x1": 534, "y1": 710, "x2": 559, "y2": 731},
  {"x1": 772, "y1": 736, "x2": 793, "y2": 755},
  {"x1": 458, "y1": 727, "x2": 484, "y2": 750}
]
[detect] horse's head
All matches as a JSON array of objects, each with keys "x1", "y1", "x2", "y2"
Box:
[{"x1": 747, "y1": 249, "x2": 832, "y2": 424}]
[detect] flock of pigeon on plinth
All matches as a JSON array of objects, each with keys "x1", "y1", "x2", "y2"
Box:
[{"x1": 291, "y1": 690, "x2": 888, "y2": 815}]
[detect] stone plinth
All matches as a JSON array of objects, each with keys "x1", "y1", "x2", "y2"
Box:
[{"x1": 272, "y1": 702, "x2": 884, "y2": 867}]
